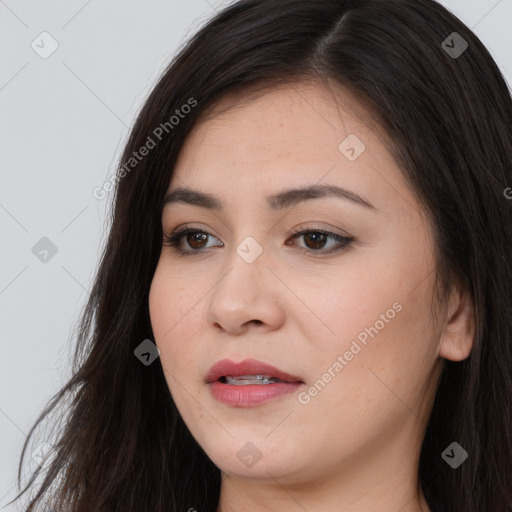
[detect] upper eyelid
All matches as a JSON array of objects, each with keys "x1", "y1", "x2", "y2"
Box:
[
  {"x1": 168, "y1": 221, "x2": 352, "y2": 236},
  {"x1": 169, "y1": 225, "x2": 348, "y2": 239}
]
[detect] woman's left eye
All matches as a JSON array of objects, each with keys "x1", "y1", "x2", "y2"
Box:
[
  {"x1": 288, "y1": 229, "x2": 353, "y2": 254},
  {"x1": 163, "y1": 226, "x2": 354, "y2": 256}
]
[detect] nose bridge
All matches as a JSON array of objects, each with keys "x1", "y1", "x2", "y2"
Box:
[
  {"x1": 219, "y1": 232, "x2": 268, "y2": 297},
  {"x1": 205, "y1": 230, "x2": 284, "y2": 332},
  {"x1": 221, "y1": 212, "x2": 271, "y2": 275}
]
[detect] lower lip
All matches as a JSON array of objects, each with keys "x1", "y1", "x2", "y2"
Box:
[{"x1": 208, "y1": 381, "x2": 302, "y2": 407}]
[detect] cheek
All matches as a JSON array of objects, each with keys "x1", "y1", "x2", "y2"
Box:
[
  {"x1": 288, "y1": 267, "x2": 397, "y2": 356},
  {"x1": 149, "y1": 262, "x2": 202, "y2": 377},
  {"x1": 149, "y1": 277, "x2": 198, "y2": 418},
  {"x1": 294, "y1": 258, "x2": 437, "y2": 387}
]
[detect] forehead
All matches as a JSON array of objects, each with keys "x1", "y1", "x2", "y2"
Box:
[{"x1": 185, "y1": 80, "x2": 378, "y2": 155}]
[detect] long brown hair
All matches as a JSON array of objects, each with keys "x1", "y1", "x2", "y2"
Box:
[{"x1": 10, "y1": 1, "x2": 512, "y2": 510}]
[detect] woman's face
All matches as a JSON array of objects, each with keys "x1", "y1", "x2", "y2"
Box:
[{"x1": 149, "y1": 81, "x2": 466, "y2": 503}]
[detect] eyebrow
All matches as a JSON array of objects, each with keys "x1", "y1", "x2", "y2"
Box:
[{"x1": 162, "y1": 184, "x2": 377, "y2": 211}]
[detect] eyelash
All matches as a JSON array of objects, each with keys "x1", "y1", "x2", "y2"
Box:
[{"x1": 162, "y1": 224, "x2": 354, "y2": 257}]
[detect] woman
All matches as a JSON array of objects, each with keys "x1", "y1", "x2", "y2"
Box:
[{"x1": 11, "y1": 0, "x2": 512, "y2": 510}]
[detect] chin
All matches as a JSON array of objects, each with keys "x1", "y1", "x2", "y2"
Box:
[{"x1": 201, "y1": 435, "x2": 308, "y2": 479}]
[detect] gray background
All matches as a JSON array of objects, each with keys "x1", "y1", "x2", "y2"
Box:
[{"x1": 1, "y1": 0, "x2": 510, "y2": 509}]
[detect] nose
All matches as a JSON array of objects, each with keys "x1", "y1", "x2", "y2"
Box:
[{"x1": 205, "y1": 245, "x2": 286, "y2": 335}]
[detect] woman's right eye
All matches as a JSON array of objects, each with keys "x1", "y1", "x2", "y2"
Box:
[{"x1": 163, "y1": 227, "x2": 223, "y2": 254}]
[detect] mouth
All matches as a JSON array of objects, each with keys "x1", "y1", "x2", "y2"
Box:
[
  {"x1": 206, "y1": 358, "x2": 305, "y2": 406},
  {"x1": 206, "y1": 358, "x2": 304, "y2": 385}
]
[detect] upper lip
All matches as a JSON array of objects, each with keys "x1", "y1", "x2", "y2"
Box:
[{"x1": 206, "y1": 358, "x2": 304, "y2": 384}]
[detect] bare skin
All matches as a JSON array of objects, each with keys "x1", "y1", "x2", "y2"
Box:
[{"x1": 148, "y1": 79, "x2": 475, "y2": 512}]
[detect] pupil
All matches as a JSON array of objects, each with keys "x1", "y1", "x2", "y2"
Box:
[
  {"x1": 189, "y1": 232, "x2": 207, "y2": 248},
  {"x1": 305, "y1": 232, "x2": 326, "y2": 249}
]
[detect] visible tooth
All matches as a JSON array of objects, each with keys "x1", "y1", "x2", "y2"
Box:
[
  {"x1": 227, "y1": 374, "x2": 272, "y2": 380},
  {"x1": 224, "y1": 375, "x2": 282, "y2": 385}
]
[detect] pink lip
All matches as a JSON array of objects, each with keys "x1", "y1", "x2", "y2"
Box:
[
  {"x1": 205, "y1": 358, "x2": 303, "y2": 384},
  {"x1": 206, "y1": 358, "x2": 304, "y2": 407}
]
